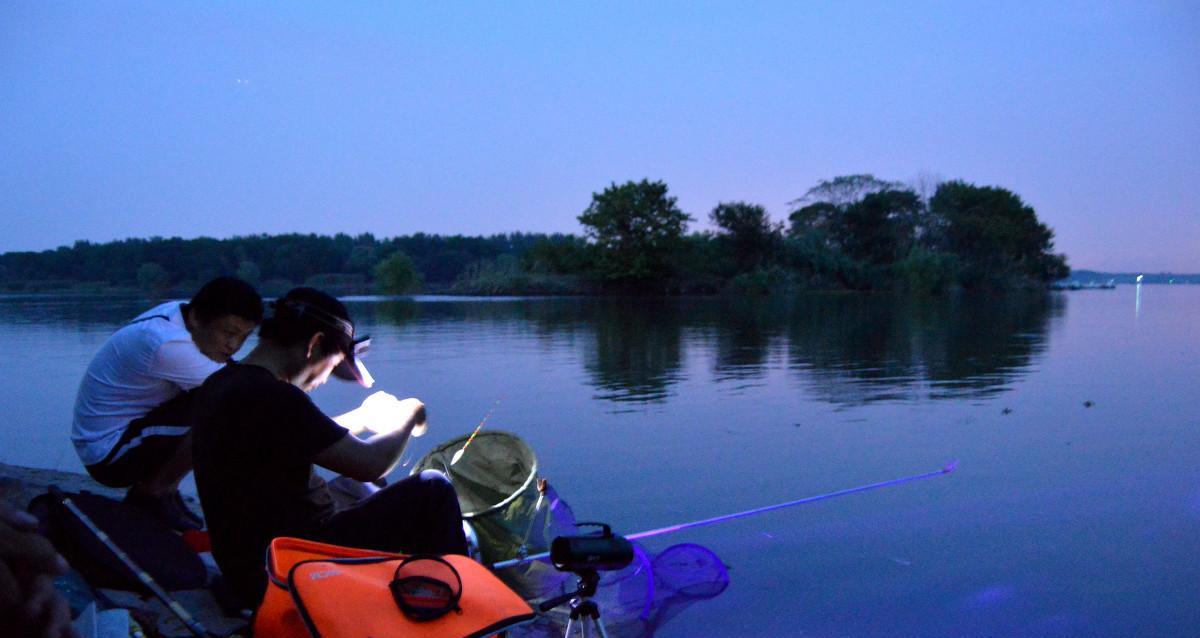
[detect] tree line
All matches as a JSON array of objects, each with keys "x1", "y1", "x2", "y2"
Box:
[{"x1": 0, "y1": 174, "x2": 1069, "y2": 296}]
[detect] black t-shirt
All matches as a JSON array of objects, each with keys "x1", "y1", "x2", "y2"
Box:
[{"x1": 191, "y1": 362, "x2": 348, "y2": 607}]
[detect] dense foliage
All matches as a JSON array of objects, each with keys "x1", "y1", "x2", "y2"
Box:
[
  {"x1": 577, "y1": 179, "x2": 691, "y2": 288},
  {"x1": 0, "y1": 176, "x2": 1069, "y2": 295}
]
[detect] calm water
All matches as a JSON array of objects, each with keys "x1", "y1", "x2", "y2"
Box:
[{"x1": 1, "y1": 288, "x2": 1197, "y2": 637}]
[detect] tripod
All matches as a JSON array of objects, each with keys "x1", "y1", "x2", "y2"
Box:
[{"x1": 538, "y1": 569, "x2": 610, "y2": 638}]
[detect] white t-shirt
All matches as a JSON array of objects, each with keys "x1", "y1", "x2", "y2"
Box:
[{"x1": 71, "y1": 301, "x2": 222, "y2": 465}]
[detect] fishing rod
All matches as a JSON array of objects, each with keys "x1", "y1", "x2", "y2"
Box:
[
  {"x1": 490, "y1": 460, "x2": 958, "y2": 570},
  {"x1": 48, "y1": 486, "x2": 214, "y2": 638}
]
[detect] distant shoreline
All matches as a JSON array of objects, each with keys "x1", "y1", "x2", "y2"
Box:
[
  {"x1": 0, "y1": 277, "x2": 1196, "y2": 302},
  {"x1": 1062, "y1": 271, "x2": 1200, "y2": 285}
]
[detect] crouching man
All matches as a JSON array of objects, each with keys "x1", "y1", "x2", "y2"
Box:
[
  {"x1": 72, "y1": 276, "x2": 262, "y2": 531},
  {"x1": 191, "y1": 287, "x2": 467, "y2": 609}
]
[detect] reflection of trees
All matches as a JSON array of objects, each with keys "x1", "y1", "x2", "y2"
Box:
[
  {"x1": 692, "y1": 298, "x2": 783, "y2": 382},
  {"x1": 785, "y1": 292, "x2": 1062, "y2": 405},
  {"x1": 365, "y1": 299, "x2": 420, "y2": 326},
  {"x1": 0, "y1": 296, "x2": 147, "y2": 329},
  {"x1": 349, "y1": 292, "x2": 1061, "y2": 407},
  {"x1": 786, "y1": 293, "x2": 921, "y2": 402},
  {"x1": 582, "y1": 299, "x2": 684, "y2": 403},
  {"x1": 359, "y1": 296, "x2": 688, "y2": 404},
  {"x1": 913, "y1": 294, "x2": 1064, "y2": 398}
]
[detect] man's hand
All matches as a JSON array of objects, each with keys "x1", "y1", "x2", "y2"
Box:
[
  {"x1": 361, "y1": 396, "x2": 425, "y2": 436},
  {"x1": 333, "y1": 392, "x2": 427, "y2": 437},
  {"x1": 394, "y1": 398, "x2": 427, "y2": 437},
  {"x1": 316, "y1": 397, "x2": 428, "y2": 481},
  {"x1": 0, "y1": 505, "x2": 80, "y2": 638}
]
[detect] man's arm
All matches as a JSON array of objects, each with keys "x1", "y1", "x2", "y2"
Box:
[{"x1": 312, "y1": 399, "x2": 426, "y2": 482}]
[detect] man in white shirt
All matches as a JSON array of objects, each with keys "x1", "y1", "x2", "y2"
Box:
[{"x1": 72, "y1": 277, "x2": 262, "y2": 531}]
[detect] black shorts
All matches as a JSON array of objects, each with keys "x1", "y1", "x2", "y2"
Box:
[{"x1": 85, "y1": 391, "x2": 195, "y2": 488}]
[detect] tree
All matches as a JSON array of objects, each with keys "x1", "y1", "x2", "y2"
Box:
[
  {"x1": 345, "y1": 245, "x2": 378, "y2": 276},
  {"x1": 709, "y1": 201, "x2": 782, "y2": 272},
  {"x1": 374, "y1": 251, "x2": 421, "y2": 294},
  {"x1": 928, "y1": 181, "x2": 1069, "y2": 287},
  {"x1": 577, "y1": 179, "x2": 691, "y2": 286},
  {"x1": 236, "y1": 260, "x2": 261, "y2": 285},
  {"x1": 786, "y1": 201, "x2": 839, "y2": 241},
  {"x1": 789, "y1": 174, "x2": 902, "y2": 209},
  {"x1": 787, "y1": 174, "x2": 905, "y2": 243},
  {"x1": 788, "y1": 185, "x2": 920, "y2": 266},
  {"x1": 136, "y1": 262, "x2": 169, "y2": 294},
  {"x1": 837, "y1": 189, "x2": 921, "y2": 264},
  {"x1": 522, "y1": 234, "x2": 592, "y2": 274}
]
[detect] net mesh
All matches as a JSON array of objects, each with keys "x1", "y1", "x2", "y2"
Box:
[{"x1": 413, "y1": 432, "x2": 729, "y2": 636}]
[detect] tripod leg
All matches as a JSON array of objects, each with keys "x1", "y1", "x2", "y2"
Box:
[
  {"x1": 565, "y1": 615, "x2": 591, "y2": 638},
  {"x1": 589, "y1": 615, "x2": 610, "y2": 638}
]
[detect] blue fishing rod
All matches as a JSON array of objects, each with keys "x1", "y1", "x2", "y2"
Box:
[{"x1": 490, "y1": 460, "x2": 958, "y2": 570}]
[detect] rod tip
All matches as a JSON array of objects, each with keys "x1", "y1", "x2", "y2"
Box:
[{"x1": 942, "y1": 460, "x2": 960, "y2": 474}]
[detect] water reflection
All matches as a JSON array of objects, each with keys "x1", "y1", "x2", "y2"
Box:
[
  {"x1": 354, "y1": 293, "x2": 1061, "y2": 407},
  {"x1": 583, "y1": 300, "x2": 685, "y2": 403},
  {"x1": 798, "y1": 293, "x2": 1060, "y2": 404},
  {"x1": 0, "y1": 294, "x2": 149, "y2": 328}
]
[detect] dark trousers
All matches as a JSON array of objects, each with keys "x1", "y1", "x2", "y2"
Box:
[{"x1": 312, "y1": 470, "x2": 469, "y2": 556}]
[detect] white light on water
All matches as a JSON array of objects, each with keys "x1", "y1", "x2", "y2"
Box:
[{"x1": 1136, "y1": 274, "x2": 1144, "y2": 283}]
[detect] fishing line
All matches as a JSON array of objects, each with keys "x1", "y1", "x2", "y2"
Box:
[{"x1": 490, "y1": 460, "x2": 958, "y2": 570}]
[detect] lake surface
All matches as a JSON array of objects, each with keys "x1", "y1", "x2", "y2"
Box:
[{"x1": 1, "y1": 287, "x2": 1197, "y2": 637}]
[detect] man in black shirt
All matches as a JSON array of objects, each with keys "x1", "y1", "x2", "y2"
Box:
[{"x1": 191, "y1": 287, "x2": 467, "y2": 608}]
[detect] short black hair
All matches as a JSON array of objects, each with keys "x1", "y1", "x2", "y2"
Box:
[
  {"x1": 259, "y1": 287, "x2": 355, "y2": 357},
  {"x1": 188, "y1": 277, "x2": 263, "y2": 324}
]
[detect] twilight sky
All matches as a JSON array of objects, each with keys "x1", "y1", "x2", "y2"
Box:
[{"x1": 2, "y1": 2, "x2": 1197, "y2": 272}]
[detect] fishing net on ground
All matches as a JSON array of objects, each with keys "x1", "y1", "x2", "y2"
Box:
[{"x1": 413, "y1": 431, "x2": 729, "y2": 637}]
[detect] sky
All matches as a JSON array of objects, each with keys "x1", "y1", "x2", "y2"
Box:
[{"x1": 1, "y1": 2, "x2": 1197, "y2": 272}]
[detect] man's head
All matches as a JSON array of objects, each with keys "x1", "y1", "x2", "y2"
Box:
[
  {"x1": 258, "y1": 287, "x2": 369, "y2": 392},
  {"x1": 184, "y1": 277, "x2": 263, "y2": 363}
]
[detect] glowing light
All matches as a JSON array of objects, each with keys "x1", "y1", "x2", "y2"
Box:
[
  {"x1": 333, "y1": 391, "x2": 425, "y2": 436},
  {"x1": 355, "y1": 358, "x2": 375, "y2": 388}
]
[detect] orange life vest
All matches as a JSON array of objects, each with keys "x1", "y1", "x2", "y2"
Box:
[{"x1": 253, "y1": 537, "x2": 535, "y2": 638}]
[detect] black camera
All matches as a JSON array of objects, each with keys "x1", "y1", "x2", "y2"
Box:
[{"x1": 550, "y1": 522, "x2": 633, "y2": 572}]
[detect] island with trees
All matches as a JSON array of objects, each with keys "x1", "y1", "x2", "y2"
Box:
[{"x1": 0, "y1": 175, "x2": 1071, "y2": 297}]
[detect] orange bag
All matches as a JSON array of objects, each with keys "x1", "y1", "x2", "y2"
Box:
[{"x1": 254, "y1": 537, "x2": 535, "y2": 638}]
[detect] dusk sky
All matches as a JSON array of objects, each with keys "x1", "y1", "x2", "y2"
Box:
[{"x1": 2, "y1": 2, "x2": 1197, "y2": 272}]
